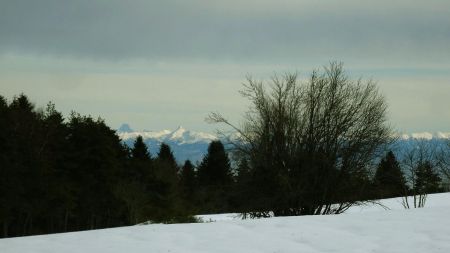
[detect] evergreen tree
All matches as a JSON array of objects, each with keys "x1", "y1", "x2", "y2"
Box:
[
  {"x1": 180, "y1": 160, "x2": 197, "y2": 208},
  {"x1": 65, "y1": 113, "x2": 129, "y2": 231},
  {"x1": 157, "y1": 143, "x2": 178, "y2": 170},
  {"x1": 181, "y1": 160, "x2": 196, "y2": 194},
  {"x1": 414, "y1": 161, "x2": 442, "y2": 194},
  {"x1": 197, "y1": 140, "x2": 232, "y2": 213},
  {"x1": 373, "y1": 151, "x2": 407, "y2": 198},
  {"x1": 7, "y1": 94, "x2": 44, "y2": 236},
  {"x1": 0, "y1": 95, "x2": 12, "y2": 237},
  {"x1": 198, "y1": 140, "x2": 232, "y2": 186},
  {"x1": 132, "y1": 136, "x2": 151, "y2": 161},
  {"x1": 129, "y1": 136, "x2": 152, "y2": 181},
  {"x1": 151, "y1": 143, "x2": 186, "y2": 222},
  {"x1": 118, "y1": 135, "x2": 154, "y2": 224},
  {"x1": 39, "y1": 103, "x2": 71, "y2": 234},
  {"x1": 0, "y1": 93, "x2": 197, "y2": 237}
]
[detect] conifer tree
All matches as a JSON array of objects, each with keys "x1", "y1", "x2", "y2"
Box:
[
  {"x1": 198, "y1": 140, "x2": 232, "y2": 186},
  {"x1": 117, "y1": 135, "x2": 154, "y2": 224},
  {"x1": 0, "y1": 93, "x2": 200, "y2": 236},
  {"x1": 151, "y1": 143, "x2": 184, "y2": 221},
  {"x1": 129, "y1": 136, "x2": 152, "y2": 181},
  {"x1": 157, "y1": 143, "x2": 178, "y2": 170},
  {"x1": 414, "y1": 161, "x2": 442, "y2": 194},
  {"x1": 0, "y1": 94, "x2": 163, "y2": 236},
  {"x1": 132, "y1": 136, "x2": 151, "y2": 161},
  {"x1": 373, "y1": 151, "x2": 407, "y2": 198},
  {"x1": 8, "y1": 94, "x2": 44, "y2": 236},
  {"x1": 65, "y1": 113, "x2": 128, "y2": 230},
  {"x1": 0, "y1": 95, "x2": 12, "y2": 237},
  {"x1": 180, "y1": 160, "x2": 197, "y2": 202},
  {"x1": 197, "y1": 140, "x2": 232, "y2": 213},
  {"x1": 181, "y1": 160, "x2": 196, "y2": 194},
  {"x1": 40, "y1": 103, "x2": 71, "y2": 234}
]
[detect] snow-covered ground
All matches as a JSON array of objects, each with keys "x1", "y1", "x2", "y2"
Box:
[{"x1": 1, "y1": 193, "x2": 450, "y2": 253}]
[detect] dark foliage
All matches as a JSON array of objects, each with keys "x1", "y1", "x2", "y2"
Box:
[
  {"x1": 209, "y1": 63, "x2": 392, "y2": 216},
  {"x1": 196, "y1": 141, "x2": 233, "y2": 213},
  {"x1": 414, "y1": 161, "x2": 442, "y2": 195},
  {"x1": 0, "y1": 95, "x2": 194, "y2": 238},
  {"x1": 180, "y1": 160, "x2": 197, "y2": 209},
  {"x1": 373, "y1": 151, "x2": 408, "y2": 198}
]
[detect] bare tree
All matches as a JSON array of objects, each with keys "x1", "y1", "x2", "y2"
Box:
[
  {"x1": 400, "y1": 139, "x2": 440, "y2": 208},
  {"x1": 436, "y1": 140, "x2": 450, "y2": 190},
  {"x1": 208, "y1": 62, "x2": 392, "y2": 216}
]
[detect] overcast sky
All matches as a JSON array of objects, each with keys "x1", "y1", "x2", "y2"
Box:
[{"x1": 1, "y1": 0, "x2": 450, "y2": 132}]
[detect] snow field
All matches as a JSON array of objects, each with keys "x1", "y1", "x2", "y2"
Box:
[{"x1": 1, "y1": 193, "x2": 450, "y2": 253}]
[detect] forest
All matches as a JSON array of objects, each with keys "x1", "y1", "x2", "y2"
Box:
[{"x1": 0, "y1": 64, "x2": 448, "y2": 238}]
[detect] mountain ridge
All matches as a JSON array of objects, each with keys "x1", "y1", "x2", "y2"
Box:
[
  {"x1": 117, "y1": 124, "x2": 217, "y2": 163},
  {"x1": 117, "y1": 123, "x2": 450, "y2": 163}
]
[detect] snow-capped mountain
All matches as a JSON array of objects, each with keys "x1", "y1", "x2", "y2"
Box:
[
  {"x1": 397, "y1": 132, "x2": 450, "y2": 140},
  {"x1": 117, "y1": 124, "x2": 217, "y2": 163},
  {"x1": 117, "y1": 124, "x2": 450, "y2": 164},
  {"x1": 118, "y1": 125, "x2": 217, "y2": 144},
  {"x1": 118, "y1": 123, "x2": 135, "y2": 133}
]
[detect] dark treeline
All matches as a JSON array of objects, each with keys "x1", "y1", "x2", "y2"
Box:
[
  {"x1": 1, "y1": 64, "x2": 448, "y2": 238},
  {"x1": 0, "y1": 94, "x2": 239, "y2": 238}
]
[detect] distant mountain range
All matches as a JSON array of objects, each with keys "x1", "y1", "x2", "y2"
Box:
[
  {"x1": 117, "y1": 124, "x2": 217, "y2": 163},
  {"x1": 117, "y1": 123, "x2": 450, "y2": 164},
  {"x1": 397, "y1": 132, "x2": 450, "y2": 140}
]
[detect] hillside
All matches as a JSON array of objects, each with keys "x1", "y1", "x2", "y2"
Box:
[{"x1": 2, "y1": 193, "x2": 449, "y2": 253}]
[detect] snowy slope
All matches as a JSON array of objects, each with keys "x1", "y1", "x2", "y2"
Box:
[
  {"x1": 2, "y1": 193, "x2": 450, "y2": 253},
  {"x1": 195, "y1": 192, "x2": 450, "y2": 221}
]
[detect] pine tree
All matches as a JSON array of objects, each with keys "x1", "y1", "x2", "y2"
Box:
[
  {"x1": 132, "y1": 136, "x2": 151, "y2": 161},
  {"x1": 197, "y1": 140, "x2": 232, "y2": 213},
  {"x1": 373, "y1": 151, "x2": 407, "y2": 198},
  {"x1": 150, "y1": 143, "x2": 185, "y2": 222},
  {"x1": 198, "y1": 140, "x2": 232, "y2": 186},
  {"x1": 40, "y1": 103, "x2": 71, "y2": 234},
  {"x1": 415, "y1": 161, "x2": 442, "y2": 194},
  {"x1": 157, "y1": 143, "x2": 178, "y2": 170},
  {"x1": 117, "y1": 135, "x2": 154, "y2": 224},
  {"x1": 180, "y1": 160, "x2": 197, "y2": 202},
  {"x1": 0, "y1": 95, "x2": 12, "y2": 237},
  {"x1": 8, "y1": 94, "x2": 43, "y2": 236},
  {"x1": 66, "y1": 113, "x2": 129, "y2": 230},
  {"x1": 0, "y1": 93, "x2": 202, "y2": 236},
  {"x1": 129, "y1": 135, "x2": 152, "y2": 182}
]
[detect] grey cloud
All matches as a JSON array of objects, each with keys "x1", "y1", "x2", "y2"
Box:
[{"x1": 1, "y1": 0, "x2": 450, "y2": 65}]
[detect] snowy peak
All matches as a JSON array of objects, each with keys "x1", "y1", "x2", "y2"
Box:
[
  {"x1": 168, "y1": 126, "x2": 187, "y2": 140},
  {"x1": 398, "y1": 132, "x2": 450, "y2": 140},
  {"x1": 117, "y1": 124, "x2": 217, "y2": 162},
  {"x1": 118, "y1": 123, "x2": 134, "y2": 133},
  {"x1": 117, "y1": 124, "x2": 450, "y2": 143},
  {"x1": 117, "y1": 124, "x2": 217, "y2": 144}
]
